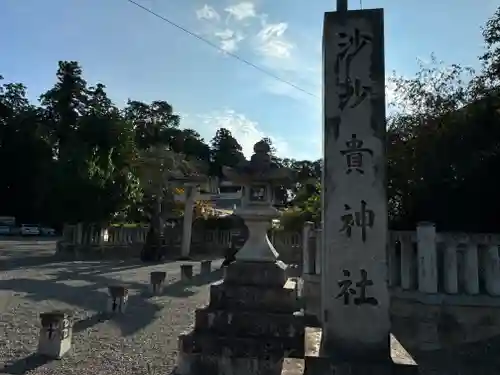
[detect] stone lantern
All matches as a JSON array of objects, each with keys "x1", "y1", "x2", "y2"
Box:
[
  {"x1": 176, "y1": 141, "x2": 304, "y2": 375},
  {"x1": 222, "y1": 140, "x2": 292, "y2": 262}
]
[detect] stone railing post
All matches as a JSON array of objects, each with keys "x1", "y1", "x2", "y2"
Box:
[
  {"x1": 302, "y1": 222, "x2": 315, "y2": 275},
  {"x1": 485, "y1": 244, "x2": 500, "y2": 296},
  {"x1": 416, "y1": 222, "x2": 438, "y2": 293},
  {"x1": 75, "y1": 223, "x2": 83, "y2": 245},
  {"x1": 399, "y1": 233, "x2": 414, "y2": 290},
  {"x1": 464, "y1": 242, "x2": 480, "y2": 295},
  {"x1": 443, "y1": 239, "x2": 458, "y2": 294}
]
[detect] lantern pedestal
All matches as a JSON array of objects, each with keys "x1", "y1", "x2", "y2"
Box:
[{"x1": 235, "y1": 206, "x2": 279, "y2": 263}]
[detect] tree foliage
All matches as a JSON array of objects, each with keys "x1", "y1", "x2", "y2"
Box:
[{"x1": 2, "y1": 6, "x2": 500, "y2": 232}]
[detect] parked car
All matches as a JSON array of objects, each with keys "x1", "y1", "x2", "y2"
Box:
[
  {"x1": 40, "y1": 227, "x2": 56, "y2": 236},
  {"x1": 20, "y1": 224, "x2": 40, "y2": 236}
]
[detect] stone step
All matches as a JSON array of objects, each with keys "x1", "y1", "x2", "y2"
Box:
[
  {"x1": 209, "y1": 280, "x2": 298, "y2": 313},
  {"x1": 179, "y1": 331, "x2": 305, "y2": 358},
  {"x1": 303, "y1": 356, "x2": 500, "y2": 375},
  {"x1": 194, "y1": 308, "x2": 305, "y2": 339},
  {"x1": 304, "y1": 356, "x2": 418, "y2": 375},
  {"x1": 177, "y1": 352, "x2": 286, "y2": 375}
]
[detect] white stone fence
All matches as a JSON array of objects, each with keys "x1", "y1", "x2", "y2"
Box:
[
  {"x1": 61, "y1": 224, "x2": 302, "y2": 262},
  {"x1": 302, "y1": 222, "x2": 500, "y2": 298}
]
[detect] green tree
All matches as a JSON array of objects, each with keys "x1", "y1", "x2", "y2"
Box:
[
  {"x1": 0, "y1": 78, "x2": 54, "y2": 224},
  {"x1": 210, "y1": 128, "x2": 245, "y2": 177},
  {"x1": 123, "y1": 100, "x2": 180, "y2": 150},
  {"x1": 39, "y1": 61, "x2": 140, "y2": 225}
]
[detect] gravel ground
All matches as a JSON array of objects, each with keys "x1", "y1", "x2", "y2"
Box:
[
  {"x1": 0, "y1": 239, "x2": 419, "y2": 375},
  {"x1": 0, "y1": 240, "x2": 223, "y2": 375}
]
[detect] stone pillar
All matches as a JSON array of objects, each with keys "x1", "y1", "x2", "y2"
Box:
[
  {"x1": 464, "y1": 242, "x2": 479, "y2": 295},
  {"x1": 37, "y1": 310, "x2": 73, "y2": 359},
  {"x1": 107, "y1": 285, "x2": 128, "y2": 313},
  {"x1": 416, "y1": 222, "x2": 438, "y2": 294},
  {"x1": 181, "y1": 264, "x2": 193, "y2": 281},
  {"x1": 321, "y1": 8, "x2": 390, "y2": 361},
  {"x1": 400, "y1": 234, "x2": 413, "y2": 290},
  {"x1": 181, "y1": 184, "x2": 197, "y2": 259},
  {"x1": 485, "y1": 245, "x2": 500, "y2": 296},
  {"x1": 444, "y1": 241, "x2": 458, "y2": 294},
  {"x1": 150, "y1": 271, "x2": 167, "y2": 295},
  {"x1": 303, "y1": 221, "x2": 315, "y2": 274},
  {"x1": 75, "y1": 223, "x2": 83, "y2": 245},
  {"x1": 200, "y1": 260, "x2": 212, "y2": 275}
]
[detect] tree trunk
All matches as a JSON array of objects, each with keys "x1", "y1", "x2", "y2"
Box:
[{"x1": 140, "y1": 195, "x2": 164, "y2": 262}]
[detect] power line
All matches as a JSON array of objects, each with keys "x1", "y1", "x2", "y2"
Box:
[{"x1": 125, "y1": 0, "x2": 318, "y2": 98}]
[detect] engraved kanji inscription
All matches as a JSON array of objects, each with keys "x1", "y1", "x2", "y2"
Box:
[
  {"x1": 340, "y1": 134, "x2": 373, "y2": 174},
  {"x1": 340, "y1": 200, "x2": 375, "y2": 242},
  {"x1": 336, "y1": 269, "x2": 378, "y2": 306},
  {"x1": 334, "y1": 28, "x2": 374, "y2": 110},
  {"x1": 339, "y1": 78, "x2": 373, "y2": 110}
]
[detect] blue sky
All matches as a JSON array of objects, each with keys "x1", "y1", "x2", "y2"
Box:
[{"x1": 0, "y1": 0, "x2": 497, "y2": 160}]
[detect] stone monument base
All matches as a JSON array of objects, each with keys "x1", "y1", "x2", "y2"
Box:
[
  {"x1": 304, "y1": 356, "x2": 500, "y2": 375},
  {"x1": 176, "y1": 260, "x2": 305, "y2": 375},
  {"x1": 304, "y1": 357, "x2": 418, "y2": 375}
]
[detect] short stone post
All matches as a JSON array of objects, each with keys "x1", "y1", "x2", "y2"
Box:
[
  {"x1": 107, "y1": 285, "x2": 129, "y2": 313},
  {"x1": 150, "y1": 271, "x2": 167, "y2": 295},
  {"x1": 180, "y1": 264, "x2": 193, "y2": 282},
  {"x1": 200, "y1": 260, "x2": 212, "y2": 275},
  {"x1": 416, "y1": 222, "x2": 438, "y2": 294},
  {"x1": 37, "y1": 310, "x2": 73, "y2": 359},
  {"x1": 302, "y1": 221, "x2": 315, "y2": 275}
]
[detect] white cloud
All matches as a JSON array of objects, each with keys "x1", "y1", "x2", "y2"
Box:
[
  {"x1": 196, "y1": 4, "x2": 220, "y2": 21},
  {"x1": 214, "y1": 29, "x2": 244, "y2": 53},
  {"x1": 224, "y1": 2, "x2": 257, "y2": 21},
  {"x1": 255, "y1": 22, "x2": 293, "y2": 59},
  {"x1": 186, "y1": 109, "x2": 290, "y2": 158}
]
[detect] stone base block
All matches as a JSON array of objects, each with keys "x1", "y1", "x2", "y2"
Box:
[
  {"x1": 107, "y1": 296, "x2": 128, "y2": 314},
  {"x1": 181, "y1": 264, "x2": 194, "y2": 281},
  {"x1": 200, "y1": 260, "x2": 212, "y2": 274},
  {"x1": 224, "y1": 261, "x2": 287, "y2": 287},
  {"x1": 179, "y1": 331, "x2": 304, "y2": 358},
  {"x1": 194, "y1": 308, "x2": 305, "y2": 344},
  {"x1": 304, "y1": 356, "x2": 500, "y2": 375},
  {"x1": 37, "y1": 336, "x2": 72, "y2": 359},
  {"x1": 37, "y1": 310, "x2": 72, "y2": 359},
  {"x1": 209, "y1": 280, "x2": 298, "y2": 313},
  {"x1": 304, "y1": 357, "x2": 418, "y2": 375},
  {"x1": 177, "y1": 352, "x2": 284, "y2": 375}
]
